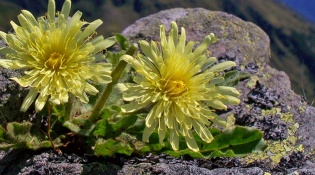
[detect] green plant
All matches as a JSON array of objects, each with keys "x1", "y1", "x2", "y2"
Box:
[{"x1": 0, "y1": 0, "x2": 266, "y2": 158}]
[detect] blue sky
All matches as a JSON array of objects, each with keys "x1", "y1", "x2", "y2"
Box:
[{"x1": 280, "y1": 0, "x2": 315, "y2": 23}]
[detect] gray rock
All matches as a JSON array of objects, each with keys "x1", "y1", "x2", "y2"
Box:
[
  {"x1": 296, "y1": 106, "x2": 315, "y2": 154},
  {"x1": 0, "y1": 40, "x2": 29, "y2": 123},
  {"x1": 119, "y1": 163, "x2": 264, "y2": 175},
  {"x1": 0, "y1": 150, "x2": 120, "y2": 175},
  {"x1": 1, "y1": 8, "x2": 315, "y2": 175},
  {"x1": 121, "y1": 7, "x2": 315, "y2": 174},
  {"x1": 0, "y1": 67, "x2": 28, "y2": 122},
  {"x1": 19, "y1": 152, "x2": 83, "y2": 175},
  {"x1": 122, "y1": 8, "x2": 270, "y2": 67}
]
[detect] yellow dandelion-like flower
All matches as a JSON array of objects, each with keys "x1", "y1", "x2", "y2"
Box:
[
  {"x1": 0, "y1": 0, "x2": 116, "y2": 112},
  {"x1": 120, "y1": 22, "x2": 240, "y2": 152}
]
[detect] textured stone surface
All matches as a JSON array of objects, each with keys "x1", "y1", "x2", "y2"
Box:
[
  {"x1": 1, "y1": 8, "x2": 315, "y2": 175},
  {"x1": 0, "y1": 41, "x2": 29, "y2": 123},
  {"x1": 296, "y1": 106, "x2": 315, "y2": 153},
  {"x1": 0, "y1": 67, "x2": 28, "y2": 122},
  {"x1": 119, "y1": 162, "x2": 264, "y2": 175},
  {"x1": 122, "y1": 8, "x2": 271, "y2": 68},
  {"x1": 0, "y1": 150, "x2": 120, "y2": 175},
  {"x1": 121, "y1": 7, "x2": 315, "y2": 174}
]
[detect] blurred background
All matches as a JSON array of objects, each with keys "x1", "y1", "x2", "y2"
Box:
[{"x1": 0, "y1": 0, "x2": 315, "y2": 105}]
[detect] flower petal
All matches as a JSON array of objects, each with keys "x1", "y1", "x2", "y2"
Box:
[
  {"x1": 0, "y1": 59, "x2": 13, "y2": 69},
  {"x1": 85, "y1": 83, "x2": 99, "y2": 95},
  {"x1": 216, "y1": 86, "x2": 240, "y2": 96},
  {"x1": 142, "y1": 119, "x2": 158, "y2": 142},
  {"x1": 0, "y1": 0, "x2": 114, "y2": 112},
  {"x1": 146, "y1": 102, "x2": 163, "y2": 127},
  {"x1": 120, "y1": 101, "x2": 151, "y2": 113},
  {"x1": 169, "y1": 129, "x2": 179, "y2": 150},
  {"x1": 119, "y1": 21, "x2": 240, "y2": 152},
  {"x1": 208, "y1": 61, "x2": 236, "y2": 72},
  {"x1": 61, "y1": 0, "x2": 71, "y2": 19},
  {"x1": 77, "y1": 19, "x2": 103, "y2": 43},
  {"x1": 189, "y1": 35, "x2": 212, "y2": 62},
  {"x1": 185, "y1": 133, "x2": 199, "y2": 152},
  {"x1": 35, "y1": 94, "x2": 48, "y2": 112},
  {"x1": 219, "y1": 95, "x2": 241, "y2": 105},
  {"x1": 158, "y1": 116, "x2": 167, "y2": 145},
  {"x1": 47, "y1": 0, "x2": 56, "y2": 23},
  {"x1": 20, "y1": 88, "x2": 38, "y2": 112}
]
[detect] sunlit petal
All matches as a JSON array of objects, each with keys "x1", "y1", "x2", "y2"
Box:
[
  {"x1": 0, "y1": 0, "x2": 114, "y2": 112},
  {"x1": 121, "y1": 21, "x2": 240, "y2": 152}
]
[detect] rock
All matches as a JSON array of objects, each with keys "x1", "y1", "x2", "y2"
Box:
[
  {"x1": 122, "y1": 8, "x2": 271, "y2": 67},
  {"x1": 119, "y1": 163, "x2": 264, "y2": 175},
  {"x1": 0, "y1": 41, "x2": 30, "y2": 123},
  {"x1": 296, "y1": 106, "x2": 315, "y2": 154},
  {"x1": 0, "y1": 149, "x2": 120, "y2": 175},
  {"x1": 121, "y1": 8, "x2": 315, "y2": 174},
  {"x1": 1, "y1": 8, "x2": 314, "y2": 174}
]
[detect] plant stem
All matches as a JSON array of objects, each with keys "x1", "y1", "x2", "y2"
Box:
[
  {"x1": 89, "y1": 45, "x2": 137, "y2": 122},
  {"x1": 47, "y1": 104, "x2": 62, "y2": 154}
]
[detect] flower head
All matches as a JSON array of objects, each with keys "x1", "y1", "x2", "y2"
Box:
[
  {"x1": 0, "y1": 0, "x2": 116, "y2": 112},
  {"x1": 120, "y1": 22, "x2": 240, "y2": 152}
]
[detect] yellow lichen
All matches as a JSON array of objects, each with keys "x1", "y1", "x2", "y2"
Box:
[{"x1": 243, "y1": 107, "x2": 304, "y2": 166}]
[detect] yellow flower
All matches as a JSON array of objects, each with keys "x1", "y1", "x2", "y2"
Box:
[
  {"x1": 0, "y1": 0, "x2": 116, "y2": 112},
  {"x1": 120, "y1": 22, "x2": 240, "y2": 152}
]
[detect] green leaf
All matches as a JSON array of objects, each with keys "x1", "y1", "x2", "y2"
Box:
[
  {"x1": 102, "y1": 36, "x2": 117, "y2": 49},
  {"x1": 202, "y1": 126, "x2": 263, "y2": 150},
  {"x1": 125, "y1": 116, "x2": 146, "y2": 135},
  {"x1": 106, "y1": 51, "x2": 125, "y2": 67},
  {"x1": 51, "y1": 101, "x2": 72, "y2": 123},
  {"x1": 224, "y1": 137, "x2": 267, "y2": 156},
  {"x1": 93, "y1": 114, "x2": 138, "y2": 138},
  {"x1": 0, "y1": 125, "x2": 5, "y2": 141},
  {"x1": 63, "y1": 117, "x2": 95, "y2": 136},
  {"x1": 0, "y1": 122, "x2": 52, "y2": 150},
  {"x1": 218, "y1": 70, "x2": 251, "y2": 86},
  {"x1": 63, "y1": 103, "x2": 124, "y2": 138},
  {"x1": 199, "y1": 126, "x2": 266, "y2": 157},
  {"x1": 135, "y1": 126, "x2": 264, "y2": 158},
  {"x1": 93, "y1": 119, "x2": 110, "y2": 138},
  {"x1": 93, "y1": 106, "x2": 121, "y2": 121},
  {"x1": 164, "y1": 149, "x2": 204, "y2": 158},
  {"x1": 94, "y1": 138, "x2": 133, "y2": 156},
  {"x1": 209, "y1": 150, "x2": 235, "y2": 157},
  {"x1": 115, "y1": 33, "x2": 130, "y2": 50},
  {"x1": 111, "y1": 115, "x2": 138, "y2": 131},
  {"x1": 0, "y1": 125, "x2": 5, "y2": 139}
]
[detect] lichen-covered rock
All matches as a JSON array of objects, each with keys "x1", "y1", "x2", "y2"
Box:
[
  {"x1": 297, "y1": 106, "x2": 315, "y2": 154},
  {"x1": 121, "y1": 8, "x2": 315, "y2": 174},
  {"x1": 122, "y1": 8, "x2": 271, "y2": 68},
  {"x1": 1, "y1": 8, "x2": 315, "y2": 175}
]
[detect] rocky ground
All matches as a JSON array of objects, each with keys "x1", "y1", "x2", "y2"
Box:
[{"x1": 1, "y1": 8, "x2": 315, "y2": 175}]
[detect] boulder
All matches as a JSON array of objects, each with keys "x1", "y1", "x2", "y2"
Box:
[{"x1": 121, "y1": 7, "x2": 315, "y2": 174}]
